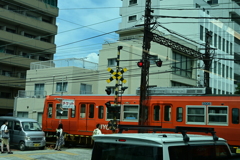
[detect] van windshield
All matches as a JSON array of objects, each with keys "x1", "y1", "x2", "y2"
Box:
[
  {"x1": 91, "y1": 142, "x2": 163, "y2": 160},
  {"x1": 22, "y1": 122, "x2": 42, "y2": 131}
]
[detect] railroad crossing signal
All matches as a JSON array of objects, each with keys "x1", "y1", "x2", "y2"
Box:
[
  {"x1": 106, "y1": 67, "x2": 128, "y2": 83},
  {"x1": 108, "y1": 119, "x2": 118, "y2": 131}
]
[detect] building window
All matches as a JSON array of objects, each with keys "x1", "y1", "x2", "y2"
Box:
[
  {"x1": 230, "y1": 43, "x2": 232, "y2": 55},
  {"x1": 222, "y1": 38, "x2": 225, "y2": 52},
  {"x1": 0, "y1": 92, "x2": 11, "y2": 98},
  {"x1": 123, "y1": 105, "x2": 138, "y2": 121},
  {"x1": 208, "y1": 106, "x2": 228, "y2": 125},
  {"x1": 214, "y1": 61, "x2": 217, "y2": 73},
  {"x1": 226, "y1": 41, "x2": 229, "y2": 53},
  {"x1": 129, "y1": 0, "x2": 137, "y2": 5},
  {"x1": 226, "y1": 66, "x2": 229, "y2": 78},
  {"x1": 108, "y1": 58, "x2": 116, "y2": 66},
  {"x1": 222, "y1": 64, "x2": 225, "y2": 77},
  {"x1": 200, "y1": 25, "x2": 203, "y2": 41},
  {"x1": 6, "y1": 28, "x2": 16, "y2": 33},
  {"x1": 214, "y1": 33, "x2": 217, "y2": 47},
  {"x1": 128, "y1": 15, "x2": 137, "y2": 22},
  {"x1": 218, "y1": 62, "x2": 221, "y2": 75},
  {"x1": 172, "y1": 81, "x2": 192, "y2": 87},
  {"x1": 56, "y1": 82, "x2": 68, "y2": 92},
  {"x1": 17, "y1": 112, "x2": 28, "y2": 118},
  {"x1": 80, "y1": 84, "x2": 92, "y2": 94},
  {"x1": 24, "y1": 33, "x2": 36, "y2": 39},
  {"x1": 218, "y1": 36, "x2": 221, "y2": 50},
  {"x1": 6, "y1": 49, "x2": 14, "y2": 54},
  {"x1": 232, "y1": 108, "x2": 239, "y2": 124},
  {"x1": 35, "y1": 83, "x2": 44, "y2": 96},
  {"x1": 207, "y1": 0, "x2": 218, "y2": 5},
  {"x1": 187, "y1": 106, "x2": 205, "y2": 124},
  {"x1": 230, "y1": 67, "x2": 232, "y2": 78},
  {"x1": 196, "y1": 3, "x2": 200, "y2": 8},
  {"x1": 172, "y1": 51, "x2": 193, "y2": 78}
]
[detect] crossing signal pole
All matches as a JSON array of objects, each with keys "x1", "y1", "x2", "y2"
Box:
[{"x1": 139, "y1": 0, "x2": 153, "y2": 126}]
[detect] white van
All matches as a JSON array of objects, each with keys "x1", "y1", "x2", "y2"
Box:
[
  {"x1": 0, "y1": 116, "x2": 46, "y2": 151},
  {"x1": 91, "y1": 126, "x2": 240, "y2": 160}
]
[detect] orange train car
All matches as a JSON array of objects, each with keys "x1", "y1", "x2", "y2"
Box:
[{"x1": 42, "y1": 94, "x2": 240, "y2": 148}]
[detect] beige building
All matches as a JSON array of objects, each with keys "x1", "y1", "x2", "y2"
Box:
[
  {"x1": 14, "y1": 58, "x2": 99, "y2": 125},
  {"x1": 98, "y1": 28, "x2": 198, "y2": 95},
  {"x1": 0, "y1": 0, "x2": 58, "y2": 115}
]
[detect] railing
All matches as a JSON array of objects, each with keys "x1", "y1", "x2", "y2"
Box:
[
  {"x1": 30, "y1": 58, "x2": 98, "y2": 71},
  {"x1": 18, "y1": 90, "x2": 47, "y2": 98}
]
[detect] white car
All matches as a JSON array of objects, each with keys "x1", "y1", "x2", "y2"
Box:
[{"x1": 91, "y1": 126, "x2": 240, "y2": 160}]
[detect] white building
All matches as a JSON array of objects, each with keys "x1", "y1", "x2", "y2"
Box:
[
  {"x1": 14, "y1": 58, "x2": 98, "y2": 125},
  {"x1": 118, "y1": 0, "x2": 237, "y2": 94}
]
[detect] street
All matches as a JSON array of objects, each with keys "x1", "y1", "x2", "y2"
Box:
[{"x1": 0, "y1": 147, "x2": 92, "y2": 160}]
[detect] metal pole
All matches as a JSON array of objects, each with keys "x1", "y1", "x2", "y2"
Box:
[
  {"x1": 139, "y1": 0, "x2": 152, "y2": 127},
  {"x1": 204, "y1": 31, "x2": 212, "y2": 94}
]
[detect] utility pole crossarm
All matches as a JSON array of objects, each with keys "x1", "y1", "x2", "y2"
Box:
[{"x1": 151, "y1": 32, "x2": 202, "y2": 59}]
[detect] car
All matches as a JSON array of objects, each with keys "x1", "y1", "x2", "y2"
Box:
[{"x1": 91, "y1": 125, "x2": 240, "y2": 160}]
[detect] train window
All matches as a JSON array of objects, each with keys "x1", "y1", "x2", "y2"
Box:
[
  {"x1": 208, "y1": 106, "x2": 228, "y2": 125},
  {"x1": 48, "y1": 104, "x2": 53, "y2": 118},
  {"x1": 98, "y1": 106, "x2": 104, "y2": 119},
  {"x1": 232, "y1": 108, "x2": 239, "y2": 124},
  {"x1": 80, "y1": 104, "x2": 86, "y2": 118},
  {"x1": 154, "y1": 105, "x2": 160, "y2": 121},
  {"x1": 71, "y1": 105, "x2": 76, "y2": 118},
  {"x1": 89, "y1": 104, "x2": 94, "y2": 118},
  {"x1": 56, "y1": 104, "x2": 68, "y2": 119},
  {"x1": 186, "y1": 105, "x2": 205, "y2": 124},
  {"x1": 164, "y1": 106, "x2": 171, "y2": 121},
  {"x1": 176, "y1": 107, "x2": 183, "y2": 122},
  {"x1": 123, "y1": 105, "x2": 138, "y2": 121}
]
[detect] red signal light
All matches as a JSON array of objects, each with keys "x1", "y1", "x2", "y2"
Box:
[{"x1": 137, "y1": 61, "x2": 143, "y2": 67}]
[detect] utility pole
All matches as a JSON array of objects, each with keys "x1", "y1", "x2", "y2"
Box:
[
  {"x1": 203, "y1": 31, "x2": 213, "y2": 94},
  {"x1": 139, "y1": 0, "x2": 152, "y2": 126}
]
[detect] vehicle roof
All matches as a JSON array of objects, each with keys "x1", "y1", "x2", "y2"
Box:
[
  {"x1": 0, "y1": 116, "x2": 37, "y2": 122},
  {"x1": 94, "y1": 133, "x2": 226, "y2": 144}
]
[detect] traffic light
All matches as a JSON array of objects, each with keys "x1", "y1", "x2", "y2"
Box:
[
  {"x1": 105, "y1": 88, "x2": 111, "y2": 95},
  {"x1": 108, "y1": 119, "x2": 118, "y2": 131},
  {"x1": 137, "y1": 61, "x2": 144, "y2": 67},
  {"x1": 156, "y1": 59, "x2": 162, "y2": 67}
]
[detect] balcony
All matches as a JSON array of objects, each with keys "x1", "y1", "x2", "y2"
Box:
[
  {"x1": 234, "y1": 63, "x2": 240, "y2": 76},
  {"x1": 0, "y1": 74, "x2": 25, "y2": 89},
  {"x1": 12, "y1": 0, "x2": 58, "y2": 17},
  {"x1": 235, "y1": 42, "x2": 240, "y2": 55},
  {"x1": 18, "y1": 90, "x2": 47, "y2": 98},
  {"x1": 0, "y1": 98, "x2": 14, "y2": 108},
  {"x1": 0, "y1": 52, "x2": 39, "y2": 68},
  {"x1": 0, "y1": 30, "x2": 56, "y2": 54},
  {"x1": 0, "y1": 8, "x2": 57, "y2": 34},
  {"x1": 230, "y1": 1, "x2": 240, "y2": 17}
]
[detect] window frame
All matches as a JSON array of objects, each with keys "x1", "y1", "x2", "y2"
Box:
[
  {"x1": 56, "y1": 82, "x2": 68, "y2": 92},
  {"x1": 56, "y1": 103, "x2": 68, "y2": 119},
  {"x1": 107, "y1": 58, "x2": 117, "y2": 67},
  {"x1": 122, "y1": 105, "x2": 139, "y2": 122},
  {"x1": 186, "y1": 105, "x2": 206, "y2": 125},
  {"x1": 128, "y1": 15, "x2": 137, "y2": 22},
  {"x1": 208, "y1": 106, "x2": 228, "y2": 125}
]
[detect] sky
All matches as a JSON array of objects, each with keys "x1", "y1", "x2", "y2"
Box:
[{"x1": 54, "y1": 0, "x2": 122, "y2": 63}]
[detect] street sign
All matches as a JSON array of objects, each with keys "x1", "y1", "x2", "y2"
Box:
[
  {"x1": 106, "y1": 67, "x2": 127, "y2": 83},
  {"x1": 62, "y1": 99, "x2": 75, "y2": 109}
]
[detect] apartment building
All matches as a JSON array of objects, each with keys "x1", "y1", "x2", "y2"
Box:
[
  {"x1": 0, "y1": 0, "x2": 58, "y2": 115},
  {"x1": 14, "y1": 58, "x2": 98, "y2": 125},
  {"x1": 118, "y1": 0, "x2": 237, "y2": 94},
  {"x1": 98, "y1": 28, "x2": 198, "y2": 95}
]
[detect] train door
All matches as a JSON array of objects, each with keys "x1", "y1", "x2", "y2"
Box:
[
  {"x1": 46, "y1": 103, "x2": 53, "y2": 129},
  {"x1": 150, "y1": 104, "x2": 162, "y2": 127},
  {"x1": 79, "y1": 103, "x2": 95, "y2": 132},
  {"x1": 161, "y1": 104, "x2": 173, "y2": 128}
]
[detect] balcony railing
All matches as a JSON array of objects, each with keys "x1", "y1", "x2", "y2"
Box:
[{"x1": 18, "y1": 90, "x2": 47, "y2": 98}]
